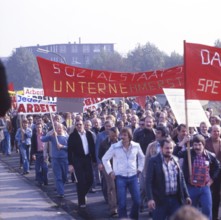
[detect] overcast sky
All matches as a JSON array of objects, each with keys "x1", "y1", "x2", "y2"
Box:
[{"x1": 1, "y1": 0, "x2": 220, "y2": 57}]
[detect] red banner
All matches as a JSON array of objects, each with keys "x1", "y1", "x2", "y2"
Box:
[
  {"x1": 184, "y1": 42, "x2": 221, "y2": 100},
  {"x1": 37, "y1": 57, "x2": 184, "y2": 98},
  {"x1": 135, "y1": 96, "x2": 146, "y2": 109}
]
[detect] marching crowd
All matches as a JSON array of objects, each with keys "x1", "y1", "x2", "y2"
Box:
[{"x1": 0, "y1": 96, "x2": 221, "y2": 220}]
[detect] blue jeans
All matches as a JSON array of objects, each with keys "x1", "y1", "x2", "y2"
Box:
[
  {"x1": 116, "y1": 175, "x2": 140, "y2": 220},
  {"x1": 19, "y1": 144, "x2": 30, "y2": 173},
  {"x1": 51, "y1": 157, "x2": 68, "y2": 195},
  {"x1": 35, "y1": 152, "x2": 48, "y2": 184},
  {"x1": 152, "y1": 195, "x2": 181, "y2": 220},
  {"x1": 3, "y1": 131, "x2": 11, "y2": 155},
  {"x1": 188, "y1": 184, "x2": 212, "y2": 220}
]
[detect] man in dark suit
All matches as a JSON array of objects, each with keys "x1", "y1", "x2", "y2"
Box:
[
  {"x1": 68, "y1": 119, "x2": 96, "y2": 208},
  {"x1": 146, "y1": 138, "x2": 191, "y2": 220}
]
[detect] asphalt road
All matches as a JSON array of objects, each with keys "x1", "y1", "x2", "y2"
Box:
[{"x1": 0, "y1": 151, "x2": 150, "y2": 220}]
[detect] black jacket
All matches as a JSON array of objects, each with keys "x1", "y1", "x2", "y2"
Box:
[
  {"x1": 174, "y1": 147, "x2": 220, "y2": 183},
  {"x1": 133, "y1": 128, "x2": 155, "y2": 154},
  {"x1": 146, "y1": 153, "x2": 190, "y2": 205},
  {"x1": 31, "y1": 132, "x2": 45, "y2": 156},
  {"x1": 68, "y1": 129, "x2": 96, "y2": 165}
]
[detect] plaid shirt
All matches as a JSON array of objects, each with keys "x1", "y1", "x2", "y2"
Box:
[
  {"x1": 161, "y1": 153, "x2": 178, "y2": 195},
  {"x1": 192, "y1": 152, "x2": 210, "y2": 186}
]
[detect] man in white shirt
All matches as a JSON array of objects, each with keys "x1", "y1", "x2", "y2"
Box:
[{"x1": 102, "y1": 127, "x2": 144, "y2": 220}]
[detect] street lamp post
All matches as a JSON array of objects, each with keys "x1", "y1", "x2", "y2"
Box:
[{"x1": 37, "y1": 48, "x2": 67, "y2": 64}]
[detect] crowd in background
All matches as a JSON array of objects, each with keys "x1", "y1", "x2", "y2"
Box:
[{"x1": 0, "y1": 95, "x2": 221, "y2": 220}]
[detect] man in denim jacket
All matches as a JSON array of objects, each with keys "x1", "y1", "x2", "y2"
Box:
[{"x1": 15, "y1": 119, "x2": 32, "y2": 174}]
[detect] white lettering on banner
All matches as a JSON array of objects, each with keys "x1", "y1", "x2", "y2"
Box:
[
  {"x1": 197, "y1": 78, "x2": 220, "y2": 94},
  {"x1": 53, "y1": 64, "x2": 61, "y2": 74},
  {"x1": 51, "y1": 63, "x2": 182, "y2": 83},
  {"x1": 201, "y1": 50, "x2": 221, "y2": 66}
]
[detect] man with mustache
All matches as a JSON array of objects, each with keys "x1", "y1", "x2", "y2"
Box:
[
  {"x1": 174, "y1": 134, "x2": 220, "y2": 220},
  {"x1": 146, "y1": 138, "x2": 191, "y2": 220}
]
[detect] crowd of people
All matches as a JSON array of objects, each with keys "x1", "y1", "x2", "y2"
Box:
[{"x1": 0, "y1": 96, "x2": 221, "y2": 220}]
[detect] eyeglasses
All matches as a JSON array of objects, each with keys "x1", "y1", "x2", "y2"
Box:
[{"x1": 76, "y1": 124, "x2": 83, "y2": 126}]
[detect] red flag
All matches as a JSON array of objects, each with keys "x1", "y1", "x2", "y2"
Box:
[
  {"x1": 37, "y1": 56, "x2": 184, "y2": 98},
  {"x1": 184, "y1": 42, "x2": 221, "y2": 100},
  {"x1": 135, "y1": 96, "x2": 146, "y2": 109},
  {"x1": 8, "y1": 82, "x2": 14, "y2": 91}
]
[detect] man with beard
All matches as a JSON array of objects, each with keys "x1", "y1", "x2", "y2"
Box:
[
  {"x1": 146, "y1": 138, "x2": 191, "y2": 220},
  {"x1": 175, "y1": 134, "x2": 220, "y2": 220}
]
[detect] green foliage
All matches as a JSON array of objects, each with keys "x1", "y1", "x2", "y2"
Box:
[
  {"x1": 164, "y1": 51, "x2": 183, "y2": 68},
  {"x1": 5, "y1": 48, "x2": 42, "y2": 90},
  {"x1": 125, "y1": 43, "x2": 166, "y2": 72},
  {"x1": 89, "y1": 42, "x2": 183, "y2": 72},
  {"x1": 88, "y1": 51, "x2": 126, "y2": 71},
  {"x1": 214, "y1": 39, "x2": 221, "y2": 48}
]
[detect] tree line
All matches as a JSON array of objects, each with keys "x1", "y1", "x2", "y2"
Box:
[{"x1": 5, "y1": 40, "x2": 221, "y2": 90}]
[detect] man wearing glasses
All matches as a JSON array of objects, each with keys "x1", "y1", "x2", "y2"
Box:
[{"x1": 68, "y1": 120, "x2": 96, "y2": 208}]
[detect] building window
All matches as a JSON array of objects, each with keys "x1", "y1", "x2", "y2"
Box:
[
  {"x1": 53, "y1": 45, "x2": 58, "y2": 53},
  {"x1": 71, "y1": 45, "x2": 78, "y2": 53},
  {"x1": 51, "y1": 57, "x2": 59, "y2": 62},
  {"x1": 104, "y1": 45, "x2": 113, "y2": 52},
  {"x1": 59, "y1": 45, "x2": 66, "y2": 53},
  {"x1": 84, "y1": 55, "x2": 90, "y2": 65},
  {"x1": 93, "y1": 45, "x2": 100, "y2": 53},
  {"x1": 71, "y1": 56, "x2": 80, "y2": 65},
  {"x1": 83, "y1": 45, "x2": 90, "y2": 53},
  {"x1": 48, "y1": 45, "x2": 58, "y2": 53}
]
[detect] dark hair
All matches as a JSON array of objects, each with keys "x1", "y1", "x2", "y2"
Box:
[
  {"x1": 36, "y1": 122, "x2": 42, "y2": 127},
  {"x1": 156, "y1": 126, "x2": 169, "y2": 137},
  {"x1": 159, "y1": 137, "x2": 175, "y2": 148},
  {"x1": 177, "y1": 124, "x2": 186, "y2": 132},
  {"x1": 120, "y1": 127, "x2": 133, "y2": 141},
  {"x1": 192, "y1": 134, "x2": 205, "y2": 146},
  {"x1": 139, "y1": 117, "x2": 145, "y2": 122},
  {"x1": 109, "y1": 127, "x2": 119, "y2": 135}
]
